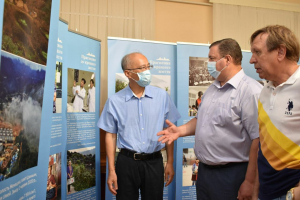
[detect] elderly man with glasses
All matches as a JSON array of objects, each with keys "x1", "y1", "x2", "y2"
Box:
[{"x1": 98, "y1": 52, "x2": 181, "y2": 200}]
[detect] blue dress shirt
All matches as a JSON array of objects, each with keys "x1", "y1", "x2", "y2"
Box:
[
  {"x1": 98, "y1": 85, "x2": 181, "y2": 153},
  {"x1": 194, "y1": 69, "x2": 262, "y2": 165}
]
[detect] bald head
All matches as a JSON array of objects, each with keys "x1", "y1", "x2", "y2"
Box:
[{"x1": 121, "y1": 52, "x2": 147, "y2": 70}]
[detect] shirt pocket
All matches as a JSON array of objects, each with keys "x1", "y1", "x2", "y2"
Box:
[{"x1": 211, "y1": 102, "x2": 228, "y2": 126}]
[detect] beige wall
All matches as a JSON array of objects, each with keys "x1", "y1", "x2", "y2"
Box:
[
  {"x1": 155, "y1": 0, "x2": 213, "y2": 43},
  {"x1": 154, "y1": 0, "x2": 300, "y2": 45}
]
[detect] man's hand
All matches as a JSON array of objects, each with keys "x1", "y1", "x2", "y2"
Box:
[
  {"x1": 237, "y1": 180, "x2": 254, "y2": 200},
  {"x1": 76, "y1": 90, "x2": 79, "y2": 94},
  {"x1": 294, "y1": 185, "x2": 300, "y2": 200},
  {"x1": 157, "y1": 120, "x2": 180, "y2": 144},
  {"x1": 73, "y1": 81, "x2": 76, "y2": 87},
  {"x1": 164, "y1": 162, "x2": 174, "y2": 187},
  {"x1": 107, "y1": 170, "x2": 118, "y2": 195}
]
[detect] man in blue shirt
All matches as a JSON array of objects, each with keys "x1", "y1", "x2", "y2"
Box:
[
  {"x1": 98, "y1": 52, "x2": 181, "y2": 200},
  {"x1": 158, "y1": 39, "x2": 262, "y2": 200}
]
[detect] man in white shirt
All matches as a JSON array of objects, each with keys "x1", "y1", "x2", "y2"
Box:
[
  {"x1": 88, "y1": 79, "x2": 95, "y2": 112},
  {"x1": 72, "y1": 78, "x2": 86, "y2": 112}
]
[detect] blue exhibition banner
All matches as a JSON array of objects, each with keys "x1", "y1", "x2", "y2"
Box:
[
  {"x1": 51, "y1": 19, "x2": 101, "y2": 200},
  {"x1": 176, "y1": 42, "x2": 262, "y2": 199},
  {"x1": 0, "y1": 0, "x2": 60, "y2": 199},
  {"x1": 106, "y1": 37, "x2": 177, "y2": 200}
]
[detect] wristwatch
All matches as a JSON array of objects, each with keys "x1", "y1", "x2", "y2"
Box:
[{"x1": 286, "y1": 188, "x2": 295, "y2": 200}]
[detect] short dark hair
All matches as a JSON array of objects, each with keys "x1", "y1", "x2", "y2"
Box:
[
  {"x1": 198, "y1": 91, "x2": 203, "y2": 97},
  {"x1": 81, "y1": 78, "x2": 86, "y2": 84},
  {"x1": 250, "y1": 25, "x2": 300, "y2": 62},
  {"x1": 192, "y1": 105, "x2": 196, "y2": 108},
  {"x1": 209, "y1": 38, "x2": 243, "y2": 65},
  {"x1": 90, "y1": 79, "x2": 94, "y2": 84},
  {"x1": 121, "y1": 52, "x2": 142, "y2": 70}
]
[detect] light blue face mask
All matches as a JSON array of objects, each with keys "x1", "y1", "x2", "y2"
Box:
[
  {"x1": 207, "y1": 57, "x2": 227, "y2": 79},
  {"x1": 130, "y1": 70, "x2": 152, "y2": 87}
]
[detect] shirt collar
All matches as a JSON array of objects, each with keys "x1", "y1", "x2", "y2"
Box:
[
  {"x1": 268, "y1": 66, "x2": 300, "y2": 88},
  {"x1": 125, "y1": 86, "x2": 153, "y2": 102},
  {"x1": 213, "y1": 69, "x2": 245, "y2": 89}
]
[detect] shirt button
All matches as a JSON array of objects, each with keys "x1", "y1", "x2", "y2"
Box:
[
  {"x1": 143, "y1": 142, "x2": 145, "y2": 144},
  {"x1": 142, "y1": 128, "x2": 144, "y2": 130},
  {"x1": 139, "y1": 100, "x2": 141, "y2": 103},
  {"x1": 140, "y1": 114, "x2": 142, "y2": 116},
  {"x1": 273, "y1": 92, "x2": 276, "y2": 96}
]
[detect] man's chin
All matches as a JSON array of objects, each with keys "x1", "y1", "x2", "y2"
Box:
[{"x1": 258, "y1": 73, "x2": 265, "y2": 79}]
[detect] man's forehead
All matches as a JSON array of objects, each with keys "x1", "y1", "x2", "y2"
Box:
[
  {"x1": 208, "y1": 45, "x2": 220, "y2": 57},
  {"x1": 252, "y1": 33, "x2": 268, "y2": 46},
  {"x1": 127, "y1": 53, "x2": 148, "y2": 68}
]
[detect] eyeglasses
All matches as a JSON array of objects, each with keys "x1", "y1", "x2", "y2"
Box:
[{"x1": 126, "y1": 63, "x2": 153, "y2": 71}]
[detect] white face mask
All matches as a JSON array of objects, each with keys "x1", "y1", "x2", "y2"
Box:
[
  {"x1": 129, "y1": 70, "x2": 152, "y2": 87},
  {"x1": 207, "y1": 57, "x2": 228, "y2": 79}
]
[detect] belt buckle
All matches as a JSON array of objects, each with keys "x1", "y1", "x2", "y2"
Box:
[{"x1": 134, "y1": 153, "x2": 141, "y2": 160}]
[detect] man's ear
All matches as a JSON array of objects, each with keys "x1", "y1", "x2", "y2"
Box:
[
  {"x1": 225, "y1": 55, "x2": 232, "y2": 65},
  {"x1": 124, "y1": 70, "x2": 130, "y2": 78},
  {"x1": 278, "y1": 45, "x2": 286, "y2": 61}
]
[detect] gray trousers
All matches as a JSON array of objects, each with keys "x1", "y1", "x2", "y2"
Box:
[{"x1": 196, "y1": 162, "x2": 248, "y2": 200}]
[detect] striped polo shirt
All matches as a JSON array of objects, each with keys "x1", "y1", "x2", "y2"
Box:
[{"x1": 257, "y1": 66, "x2": 300, "y2": 200}]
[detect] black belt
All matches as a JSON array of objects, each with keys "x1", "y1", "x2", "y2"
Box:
[
  {"x1": 120, "y1": 149, "x2": 162, "y2": 161},
  {"x1": 202, "y1": 162, "x2": 248, "y2": 169}
]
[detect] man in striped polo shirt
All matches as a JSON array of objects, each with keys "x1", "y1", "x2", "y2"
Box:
[{"x1": 250, "y1": 25, "x2": 300, "y2": 200}]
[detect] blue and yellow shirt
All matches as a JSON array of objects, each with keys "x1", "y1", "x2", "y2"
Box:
[{"x1": 258, "y1": 67, "x2": 300, "y2": 200}]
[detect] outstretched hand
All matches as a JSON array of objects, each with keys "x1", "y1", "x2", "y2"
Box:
[{"x1": 157, "y1": 119, "x2": 181, "y2": 144}]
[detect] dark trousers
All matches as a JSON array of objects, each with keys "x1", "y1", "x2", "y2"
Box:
[
  {"x1": 115, "y1": 153, "x2": 164, "y2": 200},
  {"x1": 196, "y1": 162, "x2": 248, "y2": 200},
  {"x1": 46, "y1": 188, "x2": 55, "y2": 200},
  {"x1": 67, "y1": 182, "x2": 70, "y2": 192}
]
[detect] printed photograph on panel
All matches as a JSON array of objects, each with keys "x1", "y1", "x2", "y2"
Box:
[
  {"x1": 53, "y1": 62, "x2": 62, "y2": 114},
  {"x1": 0, "y1": 0, "x2": 52, "y2": 181},
  {"x1": 67, "y1": 69, "x2": 95, "y2": 112},
  {"x1": 182, "y1": 148, "x2": 199, "y2": 187},
  {"x1": 46, "y1": 152, "x2": 62, "y2": 200},
  {"x1": 115, "y1": 73, "x2": 171, "y2": 95},
  {"x1": 66, "y1": 147, "x2": 96, "y2": 195},
  {"x1": 188, "y1": 57, "x2": 212, "y2": 117},
  {"x1": 1, "y1": 0, "x2": 52, "y2": 65}
]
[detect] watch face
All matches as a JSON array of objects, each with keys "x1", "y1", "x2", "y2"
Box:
[{"x1": 287, "y1": 191, "x2": 293, "y2": 200}]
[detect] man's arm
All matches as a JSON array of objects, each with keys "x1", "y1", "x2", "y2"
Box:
[
  {"x1": 106, "y1": 132, "x2": 118, "y2": 195},
  {"x1": 164, "y1": 142, "x2": 174, "y2": 187},
  {"x1": 252, "y1": 159, "x2": 259, "y2": 200},
  {"x1": 72, "y1": 86, "x2": 77, "y2": 96},
  {"x1": 295, "y1": 186, "x2": 300, "y2": 200},
  {"x1": 72, "y1": 81, "x2": 77, "y2": 95},
  {"x1": 77, "y1": 88, "x2": 86, "y2": 100},
  {"x1": 53, "y1": 91, "x2": 56, "y2": 102},
  {"x1": 238, "y1": 138, "x2": 259, "y2": 200},
  {"x1": 237, "y1": 92, "x2": 261, "y2": 200},
  {"x1": 157, "y1": 118, "x2": 197, "y2": 144},
  {"x1": 87, "y1": 90, "x2": 90, "y2": 106}
]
